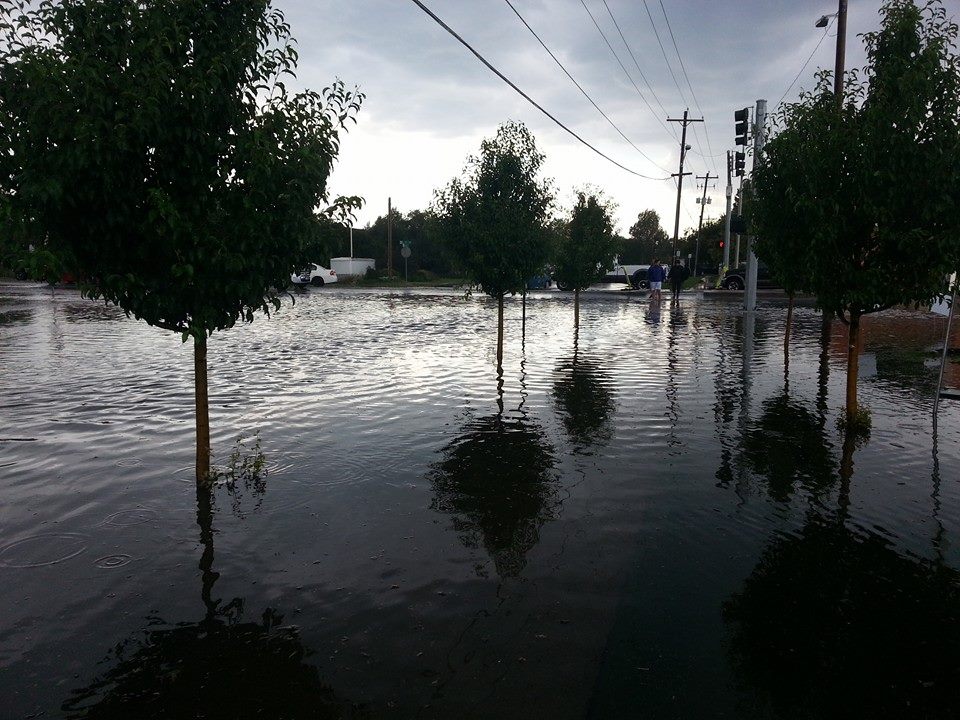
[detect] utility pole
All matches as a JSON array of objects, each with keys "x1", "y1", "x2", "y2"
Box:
[
  {"x1": 723, "y1": 152, "x2": 732, "y2": 271},
  {"x1": 744, "y1": 99, "x2": 767, "y2": 312},
  {"x1": 694, "y1": 172, "x2": 716, "y2": 276},
  {"x1": 667, "y1": 109, "x2": 703, "y2": 261},
  {"x1": 834, "y1": 0, "x2": 848, "y2": 101},
  {"x1": 387, "y1": 196, "x2": 393, "y2": 276}
]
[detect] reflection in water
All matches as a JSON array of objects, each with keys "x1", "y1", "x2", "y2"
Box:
[
  {"x1": 742, "y1": 393, "x2": 835, "y2": 503},
  {"x1": 552, "y1": 352, "x2": 616, "y2": 451},
  {"x1": 429, "y1": 377, "x2": 559, "y2": 578},
  {"x1": 724, "y1": 516, "x2": 960, "y2": 719},
  {"x1": 63, "y1": 488, "x2": 355, "y2": 719}
]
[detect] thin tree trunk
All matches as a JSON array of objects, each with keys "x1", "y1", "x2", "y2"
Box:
[
  {"x1": 522, "y1": 290, "x2": 527, "y2": 341},
  {"x1": 574, "y1": 288, "x2": 580, "y2": 329},
  {"x1": 784, "y1": 292, "x2": 794, "y2": 352},
  {"x1": 194, "y1": 334, "x2": 211, "y2": 483},
  {"x1": 497, "y1": 294, "x2": 504, "y2": 368},
  {"x1": 845, "y1": 310, "x2": 861, "y2": 420}
]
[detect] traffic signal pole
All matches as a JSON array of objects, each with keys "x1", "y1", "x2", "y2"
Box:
[
  {"x1": 668, "y1": 110, "x2": 703, "y2": 261},
  {"x1": 744, "y1": 99, "x2": 767, "y2": 313},
  {"x1": 723, "y1": 152, "x2": 732, "y2": 271}
]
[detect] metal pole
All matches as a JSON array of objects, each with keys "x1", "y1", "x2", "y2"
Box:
[
  {"x1": 349, "y1": 226, "x2": 354, "y2": 259},
  {"x1": 744, "y1": 99, "x2": 767, "y2": 312},
  {"x1": 387, "y1": 197, "x2": 393, "y2": 275},
  {"x1": 723, "y1": 152, "x2": 732, "y2": 271},
  {"x1": 933, "y1": 274, "x2": 958, "y2": 431}
]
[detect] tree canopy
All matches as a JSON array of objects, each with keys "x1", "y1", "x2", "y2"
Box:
[
  {"x1": 434, "y1": 121, "x2": 553, "y2": 298},
  {"x1": 621, "y1": 209, "x2": 669, "y2": 264},
  {"x1": 553, "y1": 191, "x2": 617, "y2": 292},
  {"x1": 0, "y1": 0, "x2": 363, "y2": 338}
]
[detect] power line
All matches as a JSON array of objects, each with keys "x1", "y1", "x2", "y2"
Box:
[
  {"x1": 656, "y1": 0, "x2": 718, "y2": 174},
  {"x1": 776, "y1": 17, "x2": 835, "y2": 108},
  {"x1": 578, "y1": 0, "x2": 677, "y2": 143},
  {"x1": 502, "y1": 0, "x2": 668, "y2": 172},
  {"x1": 640, "y1": 0, "x2": 688, "y2": 108},
  {"x1": 408, "y1": 0, "x2": 670, "y2": 181},
  {"x1": 599, "y1": 0, "x2": 674, "y2": 130}
]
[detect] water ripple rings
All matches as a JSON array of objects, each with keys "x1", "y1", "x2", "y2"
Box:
[
  {"x1": 0, "y1": 533, "x2": 89, "y2": 568},
  {"x1": 94, "y1": 554, "x2": 133, "y2": 569},
  {"x1": 99, "y1": 508, "x2": 160, "y2": 527}
]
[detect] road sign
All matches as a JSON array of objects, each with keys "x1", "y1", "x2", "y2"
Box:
[{"x1": 400, "y1": 246, "x2": 411, "y2": 259}]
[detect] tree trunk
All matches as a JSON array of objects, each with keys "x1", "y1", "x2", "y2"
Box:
[
  {"x1": 196, "y1": 484, "x2": 219, "y2": 619},
  {"x1": 845, "y1": 310, "x2": 861, "y2": 420},
  {"x1": 574, "y1": 288, "x2": 580, "y2": 330},
  {"x1": 784, "y1": 292, "x2": 794, "y2": 352},
  {"x1": 522, "y1": 290, "x2": 527, "y2": 341},
  {"x1": 194, "y1": 334, "x2": 211, "y2": 483},
  {"x1": 496, "y1": 294, "x2": 504, "y2": 368}
]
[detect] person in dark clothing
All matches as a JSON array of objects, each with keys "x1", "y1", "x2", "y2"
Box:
[
  {"x1": 647, "y1": 258, "x2": 666, "y2": 302},
  {"x1": 669, "y1": 260, "x2": 689, "y2": 302}
]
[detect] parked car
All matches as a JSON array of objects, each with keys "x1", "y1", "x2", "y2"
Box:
[
  {"x1": 630, "y1": 267, "x2": 650, "y2": 289},
  {"x1": 291, "y1": 263, "x2": 338, "y2": 287},
  {"x1": 721, "y1": 262, "x2": 778, "y2": 291}
]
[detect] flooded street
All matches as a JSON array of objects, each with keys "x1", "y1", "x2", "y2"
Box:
[{"x1": 2, "y1": 281, "x2": 959, "y2": 719}]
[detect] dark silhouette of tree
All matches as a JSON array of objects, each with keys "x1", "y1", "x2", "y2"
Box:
[
  {"x1": 552, "y1": 350, "x2": 616, "y2": 452},
  {"x1": 428, "y1": 381, "x2": 559, "y2": 578},
  {"x1": 724, "y1": 516, "x2": 960, "y2": 719},
  {"x1": 621, "y1": 209, "x2": 668, "y2": 263}
]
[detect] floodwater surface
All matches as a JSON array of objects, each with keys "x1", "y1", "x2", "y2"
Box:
[{"x1": 1, "y1": 281, "x2": 959, "y2": 719}]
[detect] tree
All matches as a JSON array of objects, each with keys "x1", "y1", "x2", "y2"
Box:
[
  {"x1": 621, "y1": 209, "x2": 668, "y2": 264},
  {"x1": 751, "y1": 0, "x2": 960, "y2": 430},
  {"x1": 0, "y1": 0, "x2": 363, "y2": 480},
  {"x1": 434, "y1": 122, "x2": 553, "y2": 365},
  {"x1": 553, "y1": 191, "x2": 618, "y2": 327}
]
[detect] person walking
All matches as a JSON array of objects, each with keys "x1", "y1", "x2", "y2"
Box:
[
  {"x1": 669, "y1": 259, "x2": 689, "y2": 303},
  {"x1": 647, "y1": 258, "x2": 666, "y2": 302}
]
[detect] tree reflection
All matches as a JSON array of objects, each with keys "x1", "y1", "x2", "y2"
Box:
[
  {"x1": 552, "y1": 343, "x2": 615, "y2": 451},
  {"x1": 742, "y1": 393, "x2": 836, "y2": 503},
  {"x1": 62, "y1": 487, "x2": 355, "y2": 719},
  {"x1": 723, "y1": 515, "x2": 960, "y2": 719},
  {"x1": 429, "y1": 375, "x2": 559, "y2": 578}
]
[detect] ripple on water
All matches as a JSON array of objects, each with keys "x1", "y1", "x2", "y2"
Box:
[
  {"x1": 0, "y1": 533, "x2": 88, "y2": 568},
  {"x1": 94, "y1": 553, "x2": 133, "y2": 569},
  {"x1": 99, "y1": 507, "x2": 160, "y2": 527}
]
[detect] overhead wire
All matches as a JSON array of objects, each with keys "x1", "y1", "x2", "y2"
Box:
[
  {"x1": 408, "y1": 0, "x2": 670, "y2": 180},
  {"x1": 776, "y1": 16, "x2": 835, "y2": 108},
  {"x1": 502, "y1": 0, "x2": 668, "y2": 172},
  {"x1": 656, "y1": 0, "x2": 718, "y2": 174},
  {"x1": 578, "y1": 0, "x2": 678, "y2": 144},
  {"x1": 599, "y1": 0, "x2": 675, "y2": 133}
]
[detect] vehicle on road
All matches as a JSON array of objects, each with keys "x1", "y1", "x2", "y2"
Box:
[
  {"x1": 720, "y1": 263, "x2": 779, "y2": 291},
  {"x1": 291, "y1": 264, "x2": 338, "y2": 287}
]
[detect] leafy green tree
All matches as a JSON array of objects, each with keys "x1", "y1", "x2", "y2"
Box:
[
  {"x1": 553, "y1": 191, "x2": 618, "y2": 326},
  {"x1": 434, "y1": 122, "x2": 553, "y2": 365},
  {"x1": 751, "y1": 0, "x2": 960, "y2": 429},
  {"x1": 621, "y1": 209, "x2": 668, "y2": 264},
  {"x1": 0, "y1": 0, "x2": 363, "y2": 480}
]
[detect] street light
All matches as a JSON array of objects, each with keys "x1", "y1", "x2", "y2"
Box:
[{"x1": 815, "y1": 14, "x2": 832, "y2": 28}]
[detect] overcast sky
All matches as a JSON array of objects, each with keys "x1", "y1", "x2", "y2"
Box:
[{"x1": 278, "y1": 0, "x2": 885, "y2": 236}]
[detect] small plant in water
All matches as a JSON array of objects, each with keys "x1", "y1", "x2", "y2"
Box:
[
  {"x1": 838, "y1": 406, "x2": 872, "y2": 438},
  {"x1": 212, "y1": 431, "x2": 268, "y2": 517}
]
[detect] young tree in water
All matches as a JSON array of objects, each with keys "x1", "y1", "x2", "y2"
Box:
[
  {"x1": 434, "y1": 122, "x2": 553, "y2": 365},
  {"x1": 0, "y1": 0, "x2": 362, "y2": 480},
  {"x1": 553, "y1": 191, "x2": 618, "y2": 327},
  {"x1": 751, "y1": 0, "x2": 960, "y2": 431}
]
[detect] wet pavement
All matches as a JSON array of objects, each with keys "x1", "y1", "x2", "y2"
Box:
[{"x1": 1, "y1": 280, "x2": 959, "y2": 719}]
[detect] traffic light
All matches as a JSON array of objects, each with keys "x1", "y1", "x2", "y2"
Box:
[
  {"x1": 735, "y1": 151, "x2": 746, "y2": 177},
  {"x1": 719, "y1": 239, "x2": 725, "y2": 250},
  {"x1": 727, "y1": 153, "x2": 734, "y2": 175},
  {"x1": 734, "y1": 108, "x2": 749, "y2": 146}
]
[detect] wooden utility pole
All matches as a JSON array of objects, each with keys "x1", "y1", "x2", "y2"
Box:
[
  {"x1": 723, "y1": 152, "x2": 732, "y2": 271},
  {"x1": 667, "y1": 110, "x2": 703, "y2": 261},
  {"x1": 694, "y1": 172, "x2": 717, "y2": 276},
  {"x1": 387, "y1": 197, "x2": 393, "y2": 275},
  {"x1": 834, "y1": 0, "x2": 848, "y2": 101}
]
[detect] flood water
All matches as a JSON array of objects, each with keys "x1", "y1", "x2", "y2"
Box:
[{"x1": 2, "y1": 280, "x2": 959, "y2": 719}]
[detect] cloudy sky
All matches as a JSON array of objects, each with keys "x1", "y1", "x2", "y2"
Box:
[{"x1": 278, "y1": 0, "x2": 885, "y2": 236}]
